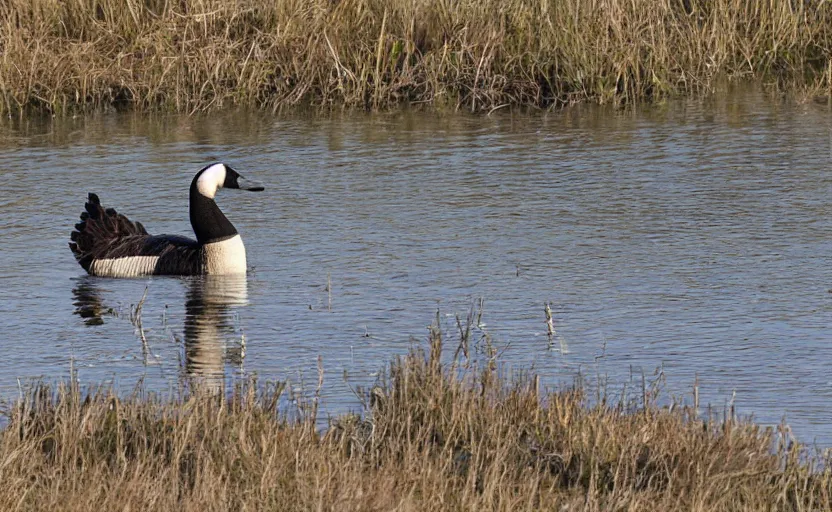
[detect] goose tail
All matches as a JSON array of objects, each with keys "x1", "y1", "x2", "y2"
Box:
[{"x1": 69, "y1": 193, "x2": 149, "y2": 272}]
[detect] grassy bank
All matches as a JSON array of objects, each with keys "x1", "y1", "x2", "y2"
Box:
[
  {"x1": 1, "y1": 0, "x2": 831, "y2": 115},
  {"x1": 1, "y1": 325, "x2": 830, "y2": 511}
]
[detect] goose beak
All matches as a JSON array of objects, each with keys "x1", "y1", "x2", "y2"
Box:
[{"x1": 236, "y1": 176, "x2": 264, "y2": 192}]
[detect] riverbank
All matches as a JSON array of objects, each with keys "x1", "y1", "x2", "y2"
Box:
[
  {"x1": 1, "y1": 325, "x2": 827, "y2": 511},
  {"x1": 2, "y1": 0, "x2": 830, "y2": 115}
]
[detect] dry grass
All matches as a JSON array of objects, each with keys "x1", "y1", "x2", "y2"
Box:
[
  {"x1": 1, "y1": 320, "x2": 830, "y2": 511},
  {"x1": 1, "y1": 0, "x2": 831, "y2": 115}
]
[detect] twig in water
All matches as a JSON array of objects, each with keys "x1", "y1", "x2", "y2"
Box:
[
  {"x1": 488, "y1": 103, "x2": 509, "y2": 116},
  {"x1": 328, "y1": 273, "x2": 332, "y2": 311},
  {"x1": 240, "y1": 332, "x2": 247, "y2": 371},
  {"x1": 693, "y1": 374, "x2": 700, "y2": 419},
  {"x1": 429, "y1": 310, "x2": 442, "y2": 373},
  {"x1": 544, "y1": 302, "x2": 570, "y2": 355},
  {"x1": 594, "y1": 340, "x2": 607, "y2": 362},
  {"x1": 452, "y1": 304, "x2": 474, "y2": 364},
  {"x1": 311, "y1": 356, "x2": 324, "y2": 425},
  {"x1": 544, "y1": 302, "x2": 555, "y2": 340},
  {"x1": 129, "y1": 286, "x2": 147, "y2": 324},
  {"x1": 131, "y1": 286, "x2": 150, "y2": 361},
  {"x1": 728, "y1": 389, "x2": 736, "y2": 423}
]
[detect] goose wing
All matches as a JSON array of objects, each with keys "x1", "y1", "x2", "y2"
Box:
[{"x1": 70, "y1": 193, "x2": 202, "y2": 276}]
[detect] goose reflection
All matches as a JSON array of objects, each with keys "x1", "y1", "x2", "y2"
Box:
[
  {"x1": 184, "y1": 275, "x2": 248, "y2": 393},
  {"x1": 71, "y1": 275, "x2": 250, "y2": 393},
  {"x1": 71, "y1": 276, "x2": 115, "y2": 326}
]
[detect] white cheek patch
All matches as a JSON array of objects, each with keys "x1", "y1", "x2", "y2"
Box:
[{"x1": 196, "y1": 163, "x2": 227, "y2": 198}]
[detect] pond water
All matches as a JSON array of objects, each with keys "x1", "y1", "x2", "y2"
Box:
[{"x1": 2, "y1": 90, "x2": 832, "y2": 444}]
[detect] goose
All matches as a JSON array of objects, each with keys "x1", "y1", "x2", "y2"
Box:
[{"x1": 69, "y1": 163, "x2": 264, "y2": 277}]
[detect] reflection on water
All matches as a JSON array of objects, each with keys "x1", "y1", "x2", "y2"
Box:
[
  {"x1": 72, "y1": 277, "x2": 115, "y2": 326},
  {"x1": 183, "y1": 276, "x2": 248, "y2": 393},
  {"x1": 71, "y1": 275, "x2": 249, "y2": 393}
]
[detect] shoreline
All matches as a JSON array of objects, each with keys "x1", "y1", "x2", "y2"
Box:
[
  {"x1": 2, "y1": 0, "x2": 830, "y2": 116},
  {"x1": 0, "y1": 326, "x2": 828, "y2": 510}
]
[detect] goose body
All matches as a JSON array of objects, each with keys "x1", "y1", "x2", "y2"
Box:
[{"x1": 69, "y1": 163, "x2": 263, "y2": 277}]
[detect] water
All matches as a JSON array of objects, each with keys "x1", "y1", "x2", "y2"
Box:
[{"x1": 2, "y1": 91, "x2": 832, "y2": 443}]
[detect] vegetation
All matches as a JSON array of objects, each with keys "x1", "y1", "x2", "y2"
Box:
[
  {"x1": 1, "y1": 321, "x2": 830, "y2": 511},
  {"x1": 1, "y1": 0, "x2": 832, "y2": 115}
]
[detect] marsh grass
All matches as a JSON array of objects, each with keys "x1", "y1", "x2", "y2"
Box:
[
  {"x1": 1, "y1": 0, "x2": 832, "y2": 115},
  {"x1": 1, "y1": 320, "x2": 831, "y2": 511}
]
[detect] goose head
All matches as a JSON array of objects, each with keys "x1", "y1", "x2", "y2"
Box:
[
  {"x1": 189, "y1": 163, "x2": 264, "y2": 246},
  {"x1": 193, "y1": 162, "x2": 264, "y2": 199}
]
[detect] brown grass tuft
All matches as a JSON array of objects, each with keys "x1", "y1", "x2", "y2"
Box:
[
  {"x1": 1, "y1": 0, "x2": 832, "y2": 115},
  {"x1": 1, "y1": 318, "x2": 830, "y2": 510}
]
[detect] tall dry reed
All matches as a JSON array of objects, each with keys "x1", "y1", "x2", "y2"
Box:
[
  {"x1": 1, "y1": 0, "x2": 831, "y2": 115},
  {"x1": 0, "y1": 320, "x2": 830, "y2": 511}
]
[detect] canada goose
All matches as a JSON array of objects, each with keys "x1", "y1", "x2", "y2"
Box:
[{"x1": 69, "y1": 163, "x2": 264, "y2": 277}]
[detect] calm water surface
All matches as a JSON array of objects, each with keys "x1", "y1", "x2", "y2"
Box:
[{"x1": 2, "y1": 92, "x2": 832, "y2": 443}]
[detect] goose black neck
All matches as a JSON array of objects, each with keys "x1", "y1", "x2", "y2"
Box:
[{"x1": 189, "y1": 186, "x2": 238, "y2": 244}]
